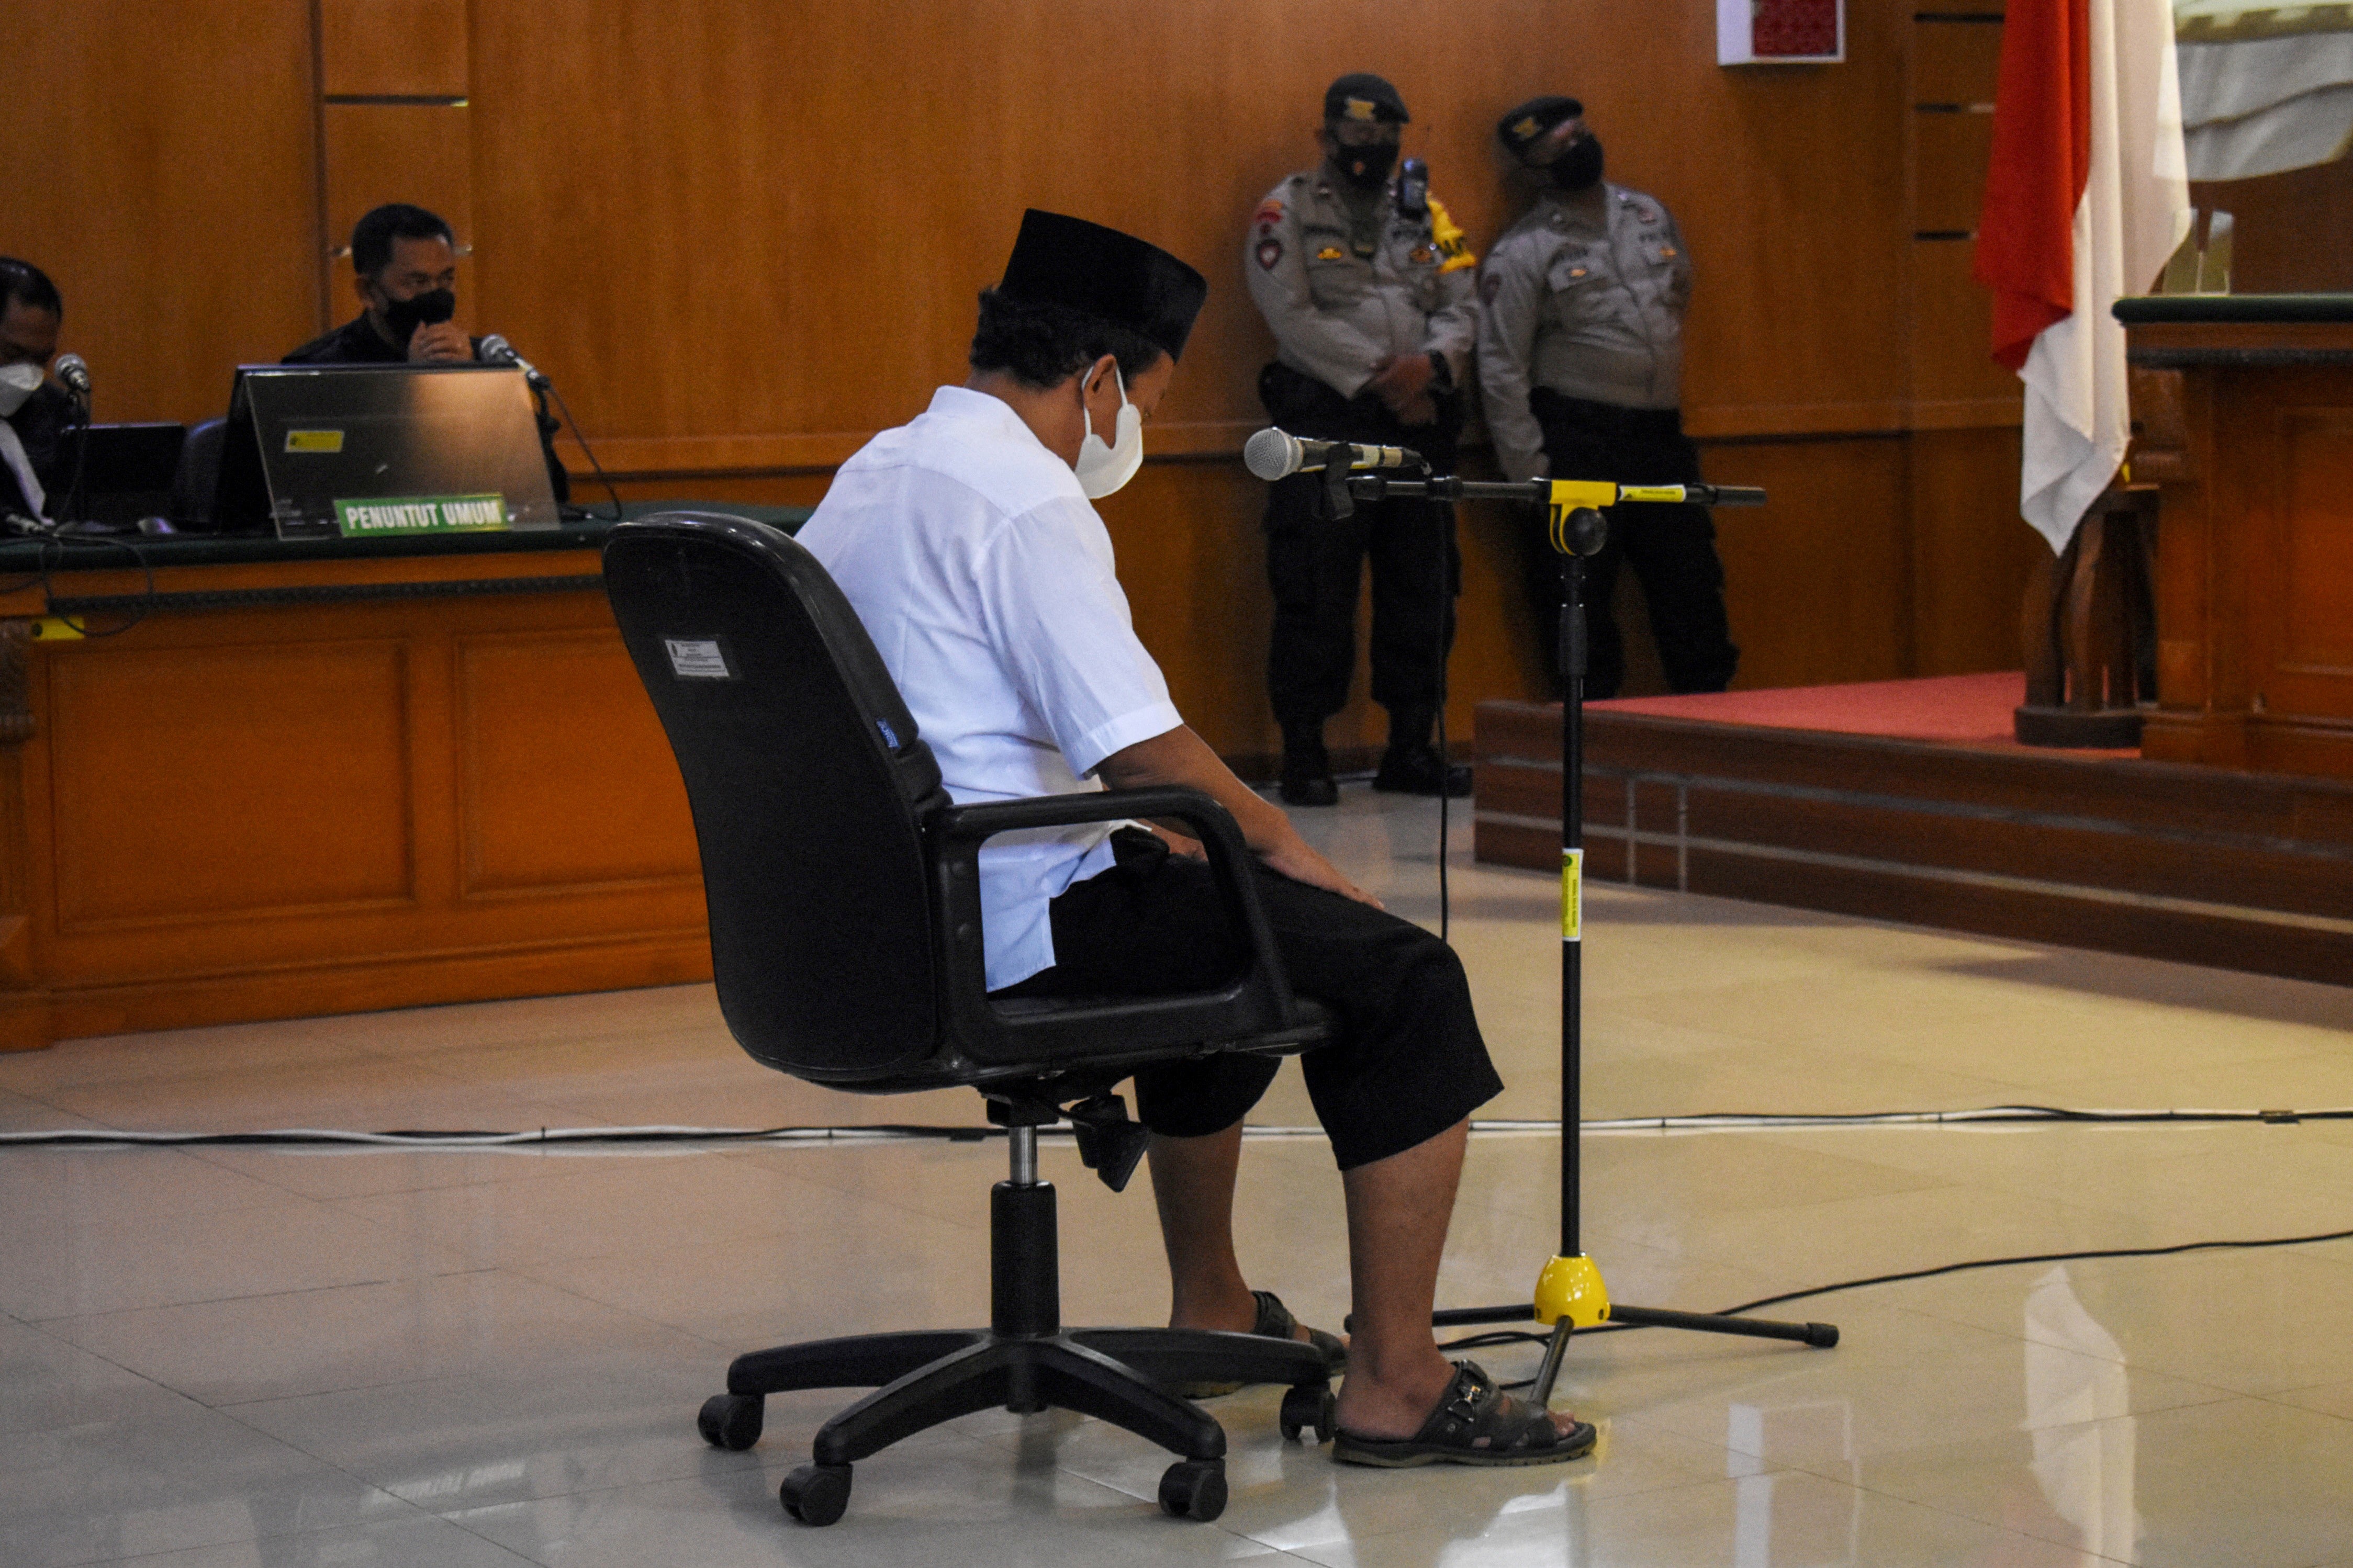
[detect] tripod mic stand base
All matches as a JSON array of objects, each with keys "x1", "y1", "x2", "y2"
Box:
[{"x1": 1431, "y1": 1249, "x2": 1839, "y2": 1407}]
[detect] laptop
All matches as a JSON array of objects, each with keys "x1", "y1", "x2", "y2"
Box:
[
  {"x1": 209, "y1": 363, "x2": 561, "y2": 538},
  {"x1": 52, "y1": 422, "x2": 186, "y2": 530}
]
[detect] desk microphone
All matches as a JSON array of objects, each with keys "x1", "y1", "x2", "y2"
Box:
[
  {"x1": 54, "y1": 354, "x2": 92, "y2": 411},
  {"x1": 1243, "y1": 426, "x2": 1424, "y2": 481},
  {"x1": 476, "y1": 335, "x2": 552, "y2": 390}
]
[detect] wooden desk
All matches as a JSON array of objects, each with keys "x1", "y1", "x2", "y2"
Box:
[
  {"x1": 2121, "y1": 295, "x2": 2353, "y2": 779},
  {"x1": 0, "y1": 509, "x2": 804, "y2": 1051}
]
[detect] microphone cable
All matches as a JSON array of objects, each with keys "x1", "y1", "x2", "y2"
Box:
[
  {"x1": 541, "y1": 375, "x2": 626, "y2": 523},
  {"x1": 10, "y1": 1101, "x2": 2349, "y2": 1149},
  {"x1": 1447, "y1": 1218, "x2": 2353, "y2": 1377}
]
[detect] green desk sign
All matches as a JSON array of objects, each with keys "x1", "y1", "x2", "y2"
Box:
[{"x1": 333, "y1": 494, "x2": 509, "y2": 537}]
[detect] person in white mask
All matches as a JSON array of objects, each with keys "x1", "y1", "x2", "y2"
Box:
[
  {"x1": 798, "y1": 210, "x2": 1591, "y2": 1470},
  {"x1": 0, "y1": 258, "x2": 68, "y2": 525}
]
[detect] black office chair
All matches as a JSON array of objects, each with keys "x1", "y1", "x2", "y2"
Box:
[
  {"x1": 602, "y1": 513, "x2": 1339, "y2": 1528},
  {"x1": 170, "y1": 416, "x2": 226, "y2": 529}
]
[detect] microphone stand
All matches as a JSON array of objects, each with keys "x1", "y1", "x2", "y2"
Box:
[{"x1": 1335, "y1": 468, "x2": 1838, "y2": 1406}]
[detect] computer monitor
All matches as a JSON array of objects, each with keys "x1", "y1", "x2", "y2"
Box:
[
  {"x1": 52, "y1": 422, "x2": 186, "y2": 529},
  {"x1": 208, "y1": 363, "x2": 561, "y2": 538}
]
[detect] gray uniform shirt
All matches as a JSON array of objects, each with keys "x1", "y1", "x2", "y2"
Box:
[
  {"x1": 1475, "y1": 183, "x2": 1692, "y2": 482},
  {"x1": 1244, "y1": 169, "x2": 1480, "y2": 400}
]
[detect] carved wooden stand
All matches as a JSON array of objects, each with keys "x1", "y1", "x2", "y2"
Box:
[{"x1": 2014, "y1": 483, "x2": 2159, "y2": 749}]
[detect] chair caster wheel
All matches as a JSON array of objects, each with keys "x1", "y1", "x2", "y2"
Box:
[
  {"x1": 1157, "y1": 1457, "x2": 1227, "y2": 1521},
  {"x1": 697, "y1": 1393, "x2": 763, "y2": 1451},
  {"x1": 780, "y1": 1462, "x2": 851, "y2": 1526},
  {"x1": 1279, "y1": 1382, "x2": 1337, "y2": 1443}
]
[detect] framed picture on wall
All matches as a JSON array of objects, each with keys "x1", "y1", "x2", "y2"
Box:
[{"x1": 1718, "y1": 0, "x2": 1844, "y2": 64}]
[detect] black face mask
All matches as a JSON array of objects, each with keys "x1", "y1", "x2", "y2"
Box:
[
  {"x1": 1335, "y1": 140, "x2": 1398, "y2": 191},
  {"x1": 379, "y1": 287, "x2": 456, "y2": 339},
  {"x1": 1550, "y1": 135, "x2": 1605, "y2": 193}
]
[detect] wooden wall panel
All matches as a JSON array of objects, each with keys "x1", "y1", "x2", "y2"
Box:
[
  {"x1": 1911, "y1": 241, "x2": 2024, "y2": 420},
  {"x1": 1707, "y1": 437, "x2": 1912, "y2": 689},
  {"x1": 1914, "y1": 114, "x2": 1996, "y2": 234},
  {"x1": 455, "y1": 630, "x2": 701, "y2": 894},
  {"x1": 7, "y1": 0, "x2": 320, "y2": 426},
  {"x1": 1908, "y1": 424, "x2": 2044, "y2": 674},
  {"x1": 44, "y1": 641, "x2": 413, "y2": 929},
  {"x1": 1913, "y1": 17, "x2": 2003, "y2": 105},
  {"x1": 320, "y1": 103, "x2": 476, "y2": 321},
  {"x1": 466, "y1": 0, "x2": 1916, "y2": 458},
  {"x1": 320, "y1": 0, "x2": 470, "y2": 98}
]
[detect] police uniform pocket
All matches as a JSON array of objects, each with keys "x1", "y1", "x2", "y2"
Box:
[
  {"x1": 1544, "y1": 250, "x2": 1609, "y2": 322},
  {"x1": 1304, "y1": 234, "x2": 1371, "y2": 309}
]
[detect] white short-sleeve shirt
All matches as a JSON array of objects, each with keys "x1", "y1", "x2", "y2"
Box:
[{"x1": 797, "y1": 386, "x2": 1184, "y2": 991}]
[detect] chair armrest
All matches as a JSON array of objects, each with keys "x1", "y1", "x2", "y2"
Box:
[
  {"x1": 928, "y1": 786, "x2": 1307, "y2": 1065},
  {"x1": 936, "y1": 785, "x2": 1254, "y2": 865}
]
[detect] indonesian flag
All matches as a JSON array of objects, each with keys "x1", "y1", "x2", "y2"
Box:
[{"x1": 1975, "y1": 0, "x2": 2191, "y2": 552}]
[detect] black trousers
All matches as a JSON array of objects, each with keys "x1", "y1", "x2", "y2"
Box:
[
  {"x1": 1527, "y1": 390, "x2": 1738, "y2": 700},
  {"x1": 998, "y1": 830, "x2": 1501, "y2": 1171},
  {"x1": 1259, "y1": 363, "x2": 1462, "y2": 730}
]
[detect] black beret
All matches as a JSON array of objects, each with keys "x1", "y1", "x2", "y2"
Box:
[
  {"x1": 1497, "y1": 95, "x2": 1585, "y2": 155},
  {"x1": 1325, "y1": 73, "x2": 1409, "y2": 126},
  {"x1": 995, "y1": 210, "x2": 1210, "y2": 363}
]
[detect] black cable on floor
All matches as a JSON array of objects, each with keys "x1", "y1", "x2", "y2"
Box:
[
  {"x1": 6, "y1": 1102, "x2": 2352, "y2": 1148},
  {"x1": 1704, "y1": 1224, "x2": 2353, "y2": 1320},
  {"x1": 1451, "y1": 1221, "x2": 2353, "y2": 1370}
]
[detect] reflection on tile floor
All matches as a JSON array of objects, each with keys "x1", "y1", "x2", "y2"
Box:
[{"x1": 4, "y1": 788, "x2": 2351, "y2": 1565}]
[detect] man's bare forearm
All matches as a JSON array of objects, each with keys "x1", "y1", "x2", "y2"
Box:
[
  {"x1": 1097, "y1": 726, "x2": 1293, "y2": 852},
  {"x1": 1097, "y1": 726, "x2": 1378, "y2": 907}
]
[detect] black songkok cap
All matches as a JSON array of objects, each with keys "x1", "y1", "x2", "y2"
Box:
[
  {"x1": 1324, "y1": 72, "x2": 1409, "y2": 126},
  {"x1": 995, "y1": 209, "x2": 1210, "y2": 363},
  {"x1": 1497, "y1": 95, "x2": 1585, "y2": 156}
]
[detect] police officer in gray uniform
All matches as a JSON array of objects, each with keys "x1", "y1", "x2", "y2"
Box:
[
  {"x1": 1246, "y1": 73, "x2": 1480, "y2": 805},
  {"x1": 1477, "y1": 96, "x2": 1736, "y2": 699}
]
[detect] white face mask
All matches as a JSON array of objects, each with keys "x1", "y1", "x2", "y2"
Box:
[
  {"x1": 1072, "y1": 362, "x2": 1144, "y2": 499},
  {"x1": 0, "y1": 363, "x2": 43, "y2": 419}
]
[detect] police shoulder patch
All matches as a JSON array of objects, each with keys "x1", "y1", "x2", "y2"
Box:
[{"x1": 1257, "y1": 238, "x2": 1284, "y2": 270}]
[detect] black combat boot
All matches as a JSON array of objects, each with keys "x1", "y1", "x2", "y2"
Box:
[
  {"x1": 1373, "y1": 706, "x2": 1471, "y2": 797},
  {"x1": 1279, "y1": 723, "x2": 1338, "y2": 807}
]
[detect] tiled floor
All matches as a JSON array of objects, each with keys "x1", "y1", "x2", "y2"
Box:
[{"x1": 5, "y1": 787, "x2": 2352, "y2": 1566}]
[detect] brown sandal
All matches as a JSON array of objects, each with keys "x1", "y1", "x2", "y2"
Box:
[
  {"x1": 1332, "y1": 1360, "x2": 1596, "y2": 1468},
  {"x1": 1170, "y1": 1290, "x2": 1347, "y2": 1398}
]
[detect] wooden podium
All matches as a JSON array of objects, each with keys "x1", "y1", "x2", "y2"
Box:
[{"x1": 2120, "y1": 295, "x2": 2353, "y2": 780}]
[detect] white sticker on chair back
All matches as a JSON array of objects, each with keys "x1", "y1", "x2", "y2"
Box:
[{"x1": 664, "y1": 638, "x2": 734, "y2": 679}]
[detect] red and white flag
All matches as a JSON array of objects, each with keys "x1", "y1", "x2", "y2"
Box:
[{"x1": 1975, "y1": 0, "x2": 2191, "y2": 553}]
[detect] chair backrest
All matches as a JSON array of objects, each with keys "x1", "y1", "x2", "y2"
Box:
[
  {"x1": 171, "y1": 416, "x2": 226, "y2": 528},
  {"x1": 603, "y1": 514, "x2": 950, "y2": 1081}
]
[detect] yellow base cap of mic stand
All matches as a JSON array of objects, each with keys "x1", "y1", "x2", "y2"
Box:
[{"x1": 1532, "y1": 1253, "x2": 1610, "y2": 1329}]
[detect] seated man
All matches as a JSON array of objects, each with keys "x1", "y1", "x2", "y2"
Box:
[
  {"x1": 797, "y1": 209, "x2": 1593, "y2": 1467},
  {"x1": 0, "y1": 257, "x2": 71, "y2": 525},
  {"x1": 287, "y1": 203, "x2": 569, "y2": 504}
]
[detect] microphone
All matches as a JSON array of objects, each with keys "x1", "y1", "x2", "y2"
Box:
[
  {"x1": 1243, "y1": 426, "x2": 1424, "y2": 481},
  {"x1": 476, "y1": 334, "x2": 552, "y2": 390},
  {"x1": 54, "y1": 354, "x2": 92, "y2": 409}
]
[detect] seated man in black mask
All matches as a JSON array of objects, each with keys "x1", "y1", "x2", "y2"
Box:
[
  {"x1": 286, "y1": 204, "x2": 569, "y2": 503},
  {"x1": 799, "y1": 209, "x2": 1593, "y2": 1469},
  {"x1": 0, "y1": 257, "x2": 72, "y2": 526}
]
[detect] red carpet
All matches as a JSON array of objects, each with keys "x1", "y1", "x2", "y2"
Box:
[{"x1": 1591, "y1": 671, "x2": 2132, "y2": 753}]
